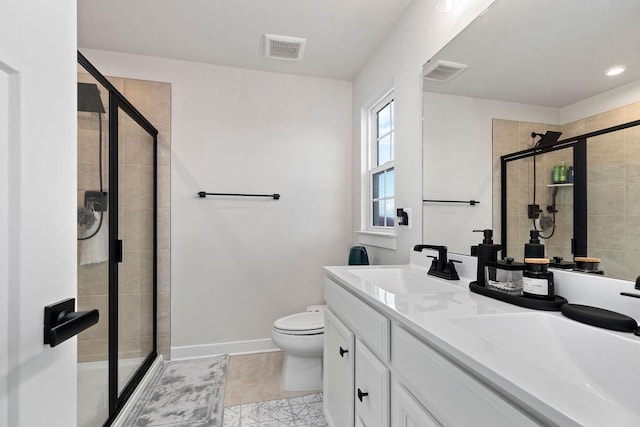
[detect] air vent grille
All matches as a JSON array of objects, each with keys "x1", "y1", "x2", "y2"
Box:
[
  {"x1": 423, "y1": 60, "x2": 468, "y2": 82},
  {"x1": 264, "y1": 34, "x2": 306, "y2": 61}
]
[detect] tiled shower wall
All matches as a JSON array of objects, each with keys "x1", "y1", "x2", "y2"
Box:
[
  {"x1": 491, "y1": 120, "x2": 567, "y2": 261},
  {"x1": 492, "y1": 101, "x2": 640, "y2": 281},
  {"x1": 77, "y1": 74, "x2": 171, "y2": 362},
  {"x1": 562, "y1": 102, "x2": 640, "y2": 280}
]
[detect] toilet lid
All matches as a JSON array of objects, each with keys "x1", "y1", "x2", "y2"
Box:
[{"x1": 274, "y1": 311, "x2": 324, "y2": 332}]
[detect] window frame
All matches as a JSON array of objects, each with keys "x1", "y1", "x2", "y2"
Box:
[{"x1": 368, "y1": 92, "x2": 395, "y2": 230}]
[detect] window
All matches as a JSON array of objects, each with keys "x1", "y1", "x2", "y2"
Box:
[{"x1": 369, "y1": 93, "x2": 394, "y2": 228}]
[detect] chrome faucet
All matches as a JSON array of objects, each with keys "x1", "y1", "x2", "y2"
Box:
[{"x1": 413, "y1": 244, "x2": 460, "y2": 280}]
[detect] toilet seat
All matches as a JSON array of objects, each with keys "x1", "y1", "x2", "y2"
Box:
[{"x1": 273, "y1": 312, "x2": 324, "y2": 335}]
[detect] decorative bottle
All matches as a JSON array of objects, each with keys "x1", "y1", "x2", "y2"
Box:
[{"x1": 558, "y1": 162, "x2": 567, "y2": 183}]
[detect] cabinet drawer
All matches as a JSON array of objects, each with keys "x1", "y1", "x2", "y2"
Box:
[
  {"x1": 325, "y1": 277, "x2": 390, "y2": 361},
  {"x1": 355, "y1": 339, "x2": 389, "y2": 427},
  {"x1": 392, "y1": 324, "x2": 540, "y2": 427}
]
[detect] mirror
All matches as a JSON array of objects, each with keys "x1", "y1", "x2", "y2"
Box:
[{"x1": 422, "y1": 0, "x2": 640, "y2": 281}]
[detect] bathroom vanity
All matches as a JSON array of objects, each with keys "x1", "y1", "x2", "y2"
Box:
[{"x1": 323, "y1": 255, "x2": 640, "y2": 427}]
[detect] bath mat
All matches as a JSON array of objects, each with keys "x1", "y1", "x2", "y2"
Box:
[
  {"x1": 124, "y1": 355, "x2": 228, "y2": 427},
  {"x1": 222, "y1": 393, "x2": 327, "y2": 427}
]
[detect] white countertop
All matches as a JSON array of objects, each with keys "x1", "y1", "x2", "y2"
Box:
[{"x1": 324, "y1": 261, "x2": 640, "y2": 427}]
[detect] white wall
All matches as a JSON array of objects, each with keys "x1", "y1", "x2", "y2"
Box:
[
  {"x1": 351, "y1": 0, "x2": 496, "y2": 265},
  {"x1": 561, "y1": 79, "x2": 640, "y2": 124},
  {"x1": 422, "y1": 93, "x2": 559, "y2": 254},
  {"x1": 80, "y1": 49, "x2": 352, "y2": 356},
  {"x1": 0, "y1": 1, "x2": 78, "y2": 426}
]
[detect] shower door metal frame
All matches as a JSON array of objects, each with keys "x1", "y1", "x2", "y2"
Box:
[
  {"x1": 78, "y1": 51, "x2": 158, "y2": 426},
  {"x1": 500, "y1": 118, "x2": 640, "y2": 259}
]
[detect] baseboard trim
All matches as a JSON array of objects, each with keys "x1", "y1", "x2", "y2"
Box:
[
  {"x1": 112, "y1": 355, "x2": 164, "y2": 427},
  {"x1": 171, "y1": 338, "x2": 278, "y2": 360}
]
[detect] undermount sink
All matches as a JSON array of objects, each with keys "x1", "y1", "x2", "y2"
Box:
[
  {"x1": 347, "y1": 268, "x2": 463, "y2": 294},
  {"x1": 451, "y1": 312, "x2": 640, "y2": 419}
]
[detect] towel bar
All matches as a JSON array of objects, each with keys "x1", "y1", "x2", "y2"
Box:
[
  {"x1": 197, "y1": 191, "x2": 280, "y2": 200},
  {"x1": 423, "y1": 199, "x2": 479, "y2": 206}
]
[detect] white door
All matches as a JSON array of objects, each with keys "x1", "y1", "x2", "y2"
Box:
[{"x1": 0, "y1": 1, "x2": 78, "y2": 426}]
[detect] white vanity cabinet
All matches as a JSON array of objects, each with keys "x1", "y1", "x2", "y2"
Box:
[
  {"x1": 324, "y1": 275, "x2": 542, "y2": 427},
  {"x1": 324, "y1": 278, "x2": 391, "y2": 427},
  {"x1": 392, "y1": 324, "x2": 541, "y2": 427}
]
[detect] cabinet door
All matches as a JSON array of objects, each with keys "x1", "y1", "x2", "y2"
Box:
[
  {"x1": 355, "y1": 339, "x2": 390, "y2": 427},
  {"x1": 393, "y1": 383, "x2": 440, "y2": 427},
  {"x1": 392, "y1": 324, "x2": 540, "y2": 426},
  {"x1": 324, "y1": 308, "x2": 355, "y2": 427}
]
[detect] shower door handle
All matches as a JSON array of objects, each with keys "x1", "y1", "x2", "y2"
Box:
[
  {"x1": 44, "y1": 298, "x2": 99, "y2": 347},
  {"x1": 115, "y1": 239, "x2": 123, "y2": 262}
]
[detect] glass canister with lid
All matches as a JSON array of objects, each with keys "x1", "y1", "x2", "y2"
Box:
[
  {"x1": 484, "y1": 258, "x2": 525, "y2": 295},
  {"x1": 522, "y1": 258, "x2": 555, "y2": 300}
]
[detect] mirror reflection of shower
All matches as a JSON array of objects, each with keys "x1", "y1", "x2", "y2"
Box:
[
  {"x1": 77, "y1": 83, "x2": 106, "y2": 241},
  {"x1": 530, "y1": 131, "x2": 562, "y2": 240}
]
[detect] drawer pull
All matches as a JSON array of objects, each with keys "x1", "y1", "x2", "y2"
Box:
[
  {"x1": 339, "y1": 346, "x2": 348, "y2": 357},
  {"x1": 357, "y1": 388, "x2": 369, "y2": 402}
]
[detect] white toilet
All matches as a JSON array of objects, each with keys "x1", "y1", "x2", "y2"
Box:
[{"x1": 271, "y1": 305, "x2": 325, "y2": 391}]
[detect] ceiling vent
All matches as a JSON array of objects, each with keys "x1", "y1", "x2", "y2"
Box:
[
  {"x1": 423, "y1": 60, "x2": 468, "y2": 82},
  {"x1": 264, "y1": 34, "x2": 306, "y2": 61}
]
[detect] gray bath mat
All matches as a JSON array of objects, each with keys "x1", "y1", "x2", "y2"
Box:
[
  {"x1": 124, "y1": 355, "x2": 229, "y2": 427},
  {"x1": 222, "y1": 393, "x2": 326, "y2": 427}
]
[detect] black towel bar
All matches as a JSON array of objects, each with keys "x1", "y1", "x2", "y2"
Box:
[
  {"x1": 198, "y1": 191, "x2": 280, "y2": 200},
  {"x1": 423, "y1": 199, "x2": 479, "y2": 206}
]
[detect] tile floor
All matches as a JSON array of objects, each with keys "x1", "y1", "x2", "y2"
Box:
[
  {"x1": 223, "y1": 351, "x2": 318, "y2": 406},
  {"x1": 223, "y1": 351, "x2": 325, "y2": 426},
  {"x1": 223, "y1": 393, "x2": 326, "y2": 427}
]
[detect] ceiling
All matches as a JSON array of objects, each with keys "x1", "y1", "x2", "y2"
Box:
[
  {"x1": 77, "y1": 0, "x2": 414, "y2": 81},
  {"x1": 423, "y1": 0, "x2": 640, "y2": 107}
]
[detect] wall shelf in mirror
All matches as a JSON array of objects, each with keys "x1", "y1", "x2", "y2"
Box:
[{"x1": 546, "y1": 184, "x2": 573, "y2": 188}]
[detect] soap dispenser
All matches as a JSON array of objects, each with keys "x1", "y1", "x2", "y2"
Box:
[
  {"x1": 473, "y1": 229, "x2": 502, "y2": 286},
  {"x1": 524, "y1": 230, "x2": 545, "y2": 259}
]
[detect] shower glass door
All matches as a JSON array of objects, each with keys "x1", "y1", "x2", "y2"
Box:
[
  {"x1": 78, "y1": 52, "x2": 158, "y2": 425},
  {"x1": 502, "y1": 146, "x2": 574, "y2": 261},
  {"x1": 77, "y1": 70, "x2": 110, "y2": 427},
  {"x1": 116, "y1": 103, "x2": 157, "y2": 394}
]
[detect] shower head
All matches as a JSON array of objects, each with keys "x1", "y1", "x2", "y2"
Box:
[
  {"x1": 531, "y1": 130, "x2": 562, "y2": 147},
  {"x1": 78, "y1": 83, "x2": 105, "y2": 113}
]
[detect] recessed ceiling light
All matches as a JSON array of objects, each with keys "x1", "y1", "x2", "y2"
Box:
[
  {"x1": 605, "y1": 65, "x2": 626, "y2": 77},
  {"x1": 435, "y1": 0, "x2": 460, "y2": 12}
]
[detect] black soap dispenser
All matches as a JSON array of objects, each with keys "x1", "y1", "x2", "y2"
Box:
[
  {"x1": 473, "y1": 229, "x2": 502, "y2": 286},
  {"x1": 524, "y1": 230, "x2": 545, "y2": 259}
]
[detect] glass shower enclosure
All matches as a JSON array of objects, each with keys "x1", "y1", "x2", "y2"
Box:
[{"x1": 76, "y1": 51, "x2": 158, "y2": 426}]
